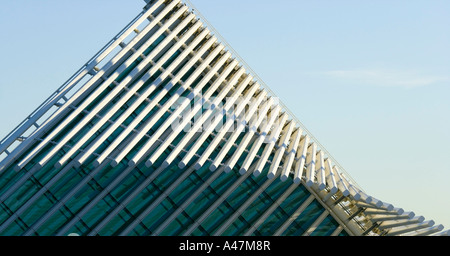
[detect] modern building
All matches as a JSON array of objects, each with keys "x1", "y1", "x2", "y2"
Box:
[{"x1": 0, "y1": 0, "x2": 448, "y2": 236}]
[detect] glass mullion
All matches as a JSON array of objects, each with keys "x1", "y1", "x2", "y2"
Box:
[
  {"x1": 310, "y1": 214, "x2": 340, "y2": 236},
  {"x1": 282, "y1": 200, "x2": 325, "y2": 236},
  {"x1": 256, "y1": 185, "x2": 310, "y2": 236}
]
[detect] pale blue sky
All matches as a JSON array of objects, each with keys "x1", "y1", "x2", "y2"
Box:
[{"x1": 0, "y1": 1, "x2": 449, "y2": 230}]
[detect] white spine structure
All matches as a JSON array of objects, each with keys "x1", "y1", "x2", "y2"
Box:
[{"x1": 0, "y1": 0, "x2": 447, "y2": 236}]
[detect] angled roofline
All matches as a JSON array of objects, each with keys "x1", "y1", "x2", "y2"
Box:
[{"x1": 0, "y1": 0, "x2": 446, "y2": 236}]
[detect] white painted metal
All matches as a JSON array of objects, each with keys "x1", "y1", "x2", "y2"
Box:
[
  {"x1": 253, "y1": 113, "x2": 289, "y2": 176},
  {"x1": 333, "y1": 166, "x2": 350, "y2": 196},
  {"x1": 75, "y1": 19, "x2": 205, "y2": 166},
  {"x1": 267, "y1": 121, "x2": 295, "y2": 179},
  {"x1": 341, "y1": 174, "x2": 361, "y2": 200},
  {"x1": 224, "y1": 96, "x2": 273, "y2": 173},
  {"x1": 162, "y1": 59, "x2": 240, "y2": 167},
  {"x1": 280, "y1": 128, "x2": 302, "y2": 182},
  {"x1": 387, "y1": 220, "x2": 434, "y2": 236},
  {"x1": 184, "y1": 74, "x2": 254, "y2": 170},
  {"x1": 1, "y1": 0, "x2": 447, "y2": 237},
  {"x1": 357, "y1": 189, "x2": 373, "y2": 204},
  {"x1": 16, "y1": 0, "x2": 183, "y2": 170},
  {"x1": 377, "y1": 216, "x2": 425, "y2": 230},
  {"x1": 129, "y1": 43, "x2": 226, "y2": 166},
  {"x1": 370, "y1": 212, "x2": 414, "y2": 222},
  {"x1": 92, "y1": 28, "x2": 212, "y2": 167},
  {"x1": 208, "y1": 87, "x2": 266, "y2": 171},
  {"x1": 315, "y1": 151, "x2": 326, "y2": 190},
  {"x1": 239, "y1": 105, "x2": 280, "y2": 175},
  {"x1": 365, "y1": 195, "x2": 383, "y2": 208},
  {"x1": 306, "y1": 182, "x2": 363, "y2": 236},
  {"x1": 356, "y1": 200, "x2": 394, "y2": 212},
  {"x1": 364, "y1": 208, "x2": 404, "y2": 215},
  {"x1": 183, "y1": 0, "x2": 364, "y2": 192},
  {"x1": 111, "y1": 35, "x2": 218, "y2": 166},
  {"x1": 208, "y1": 87, "x2": 266, "y2": 172},
  {"x1": 407, "y1": 225, "x2": 444, "y2": 236},
  {"x1": 293, "y1": 135, "x2": 310, "y2": 184},
  {"x1": 146, "y1": 52, "x2": 233, "y2": 166},
  {"x1": 0, "y1": 0, "x2": 168, "y2": 169},
  {"x1": 432, "y1": 229, "x2": 450, "y2": 236},
  {"x1": 175, "y1": 68, "x2": 247, "y2": 168},
  {"x1": 324, "y1": 158, "x2": 338, "y2": 194},
  {"x1": 304, "y1": 142, "x2": 317, "y2": 187},
  {"x1": 55, "y1": 12, "x2": 198, "y2": 168}
]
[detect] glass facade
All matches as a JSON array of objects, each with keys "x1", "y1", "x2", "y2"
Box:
[{"x1": 0, "y1": 151, "x2": 346, "y2": 236}]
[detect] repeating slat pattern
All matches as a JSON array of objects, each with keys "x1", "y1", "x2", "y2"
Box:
[{"x1": 0, "y1": 0, "x2": 447, "y2": 236}]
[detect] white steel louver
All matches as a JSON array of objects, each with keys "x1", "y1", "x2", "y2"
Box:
[{"x1": 0, "y1": 0, "x2": 447, "y2": 236}]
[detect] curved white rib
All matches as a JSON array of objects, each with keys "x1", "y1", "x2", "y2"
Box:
[
  {"x1": 111, "y1": 35, "x2": 218, "y2": 166},
  {"x1": 1, "y1": 0, "x2": 448, "y2": 237},
  {"x1": 293, "y1": 135, "x2": 310, "y2": 184},
  {"x1": 267, "y1": 121, "x2": 295, "y2": 179},
  {"x1": 208, "y1": 89, "x2": 266, "y2": 172},
  {"x1": 253, "y1": 113, "x2": 288, "y2": 176},
  {"x1": 55, "y1": 12, "x2": 198, "y2": 168},
  {"x1": 225, "y1": 97, "x2": 274, "y2": 173},
  {"x1": 75, "y1": 19, "x2": 204, "y2": 166},
  {"x1": 145, "y1": 51, "x2": 233, "y2": 166},
  {"x1": 239, "y1": 105, "x2": 280, "y2": 175},
  {"x1": 324, "y1": 158, "x2": 338, "y2": 194},
  {"x1": 304, "y1": 142, "x2": 317, "y2": 187},
  {"x1": 179, "y1": 71, "x2": 250, "y2": 169},
  {"x1": 194, "y1": 79, "x2": 259, "y2": 170},
  {"x1": 161, "y1": 59, "x2": 240, "y2": 167},
  {"x1": 16, "y1": 0, "x2": 183, "y2": 170},
  {"x1": 333, "y1": 166, "x2": 350, "y2": 196},
  {"x1": 315, "y1": 150, "x2": 326, "y2": 190},
  {"x1": 93, "y1": 28, "x2": 212, "y2": 167},
  {"x1": 175, "y1": 67, "x2": 246, "y2": 168},
  {"x1": 4, "y1": 0, "x2": 169, "y2": 169},
  {"x1": 280, "y1": 128, "x2": 302, "y2": 182},
  {"x1": 128, "y1": 43, "x2": 226, "y2": 166}
]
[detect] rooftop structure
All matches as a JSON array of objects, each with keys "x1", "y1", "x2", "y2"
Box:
[{"x1": 0, "y1": 0, "x2": 447, "y2": 236}]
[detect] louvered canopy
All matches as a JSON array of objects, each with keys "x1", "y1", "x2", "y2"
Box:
[{"x1": 0, "y1": 0, "x2": 447, "y2": 236}]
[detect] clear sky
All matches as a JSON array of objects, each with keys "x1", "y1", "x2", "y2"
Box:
[{"x1": 0, "y1": 0, "x2": 449, "y2": 230}]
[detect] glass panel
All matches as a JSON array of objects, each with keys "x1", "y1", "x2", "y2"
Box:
[
  {"x1": 98, "y1": 209, "x2": 133, "y2": 236},
  {"x1": 338, "y1": 229, "x2": 349, "y2": 236},
  {"x1": 169, "y1": 165, "x2": 212, "y2": 205},
  {"x1": 139, "y1": 198, "x2": 176, "y2": 235},
  {"x1": 282, "y1": 199, "x2": 325, "y2": 236},
  {"x1": 256, "y1": 184, "x2": 310, "y2": 236},
  {"x1": 159, "y1": 211, "x2": 194, "y2": 236},
  {"x1": 36, "y1": 205, "x2": 72, "y2": 236},
  {"x1": 20, "y1": 194, "x2": 55, "y2": 229},
  {"x1": 310, "y1": 214, "x2": 340, "y2": 236},
  {"x1": 50, "y1": 167, "x2": 86, "y2": 199},
  {"x1": 240, "y1": 178, "x2": 291, "y2": 227},
  {"x1": 2, "y1": 179, "x2": 39, "y2": 216},
  {"x1": 185, "y1": 168, "x2": 240, "y2": 233}
]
